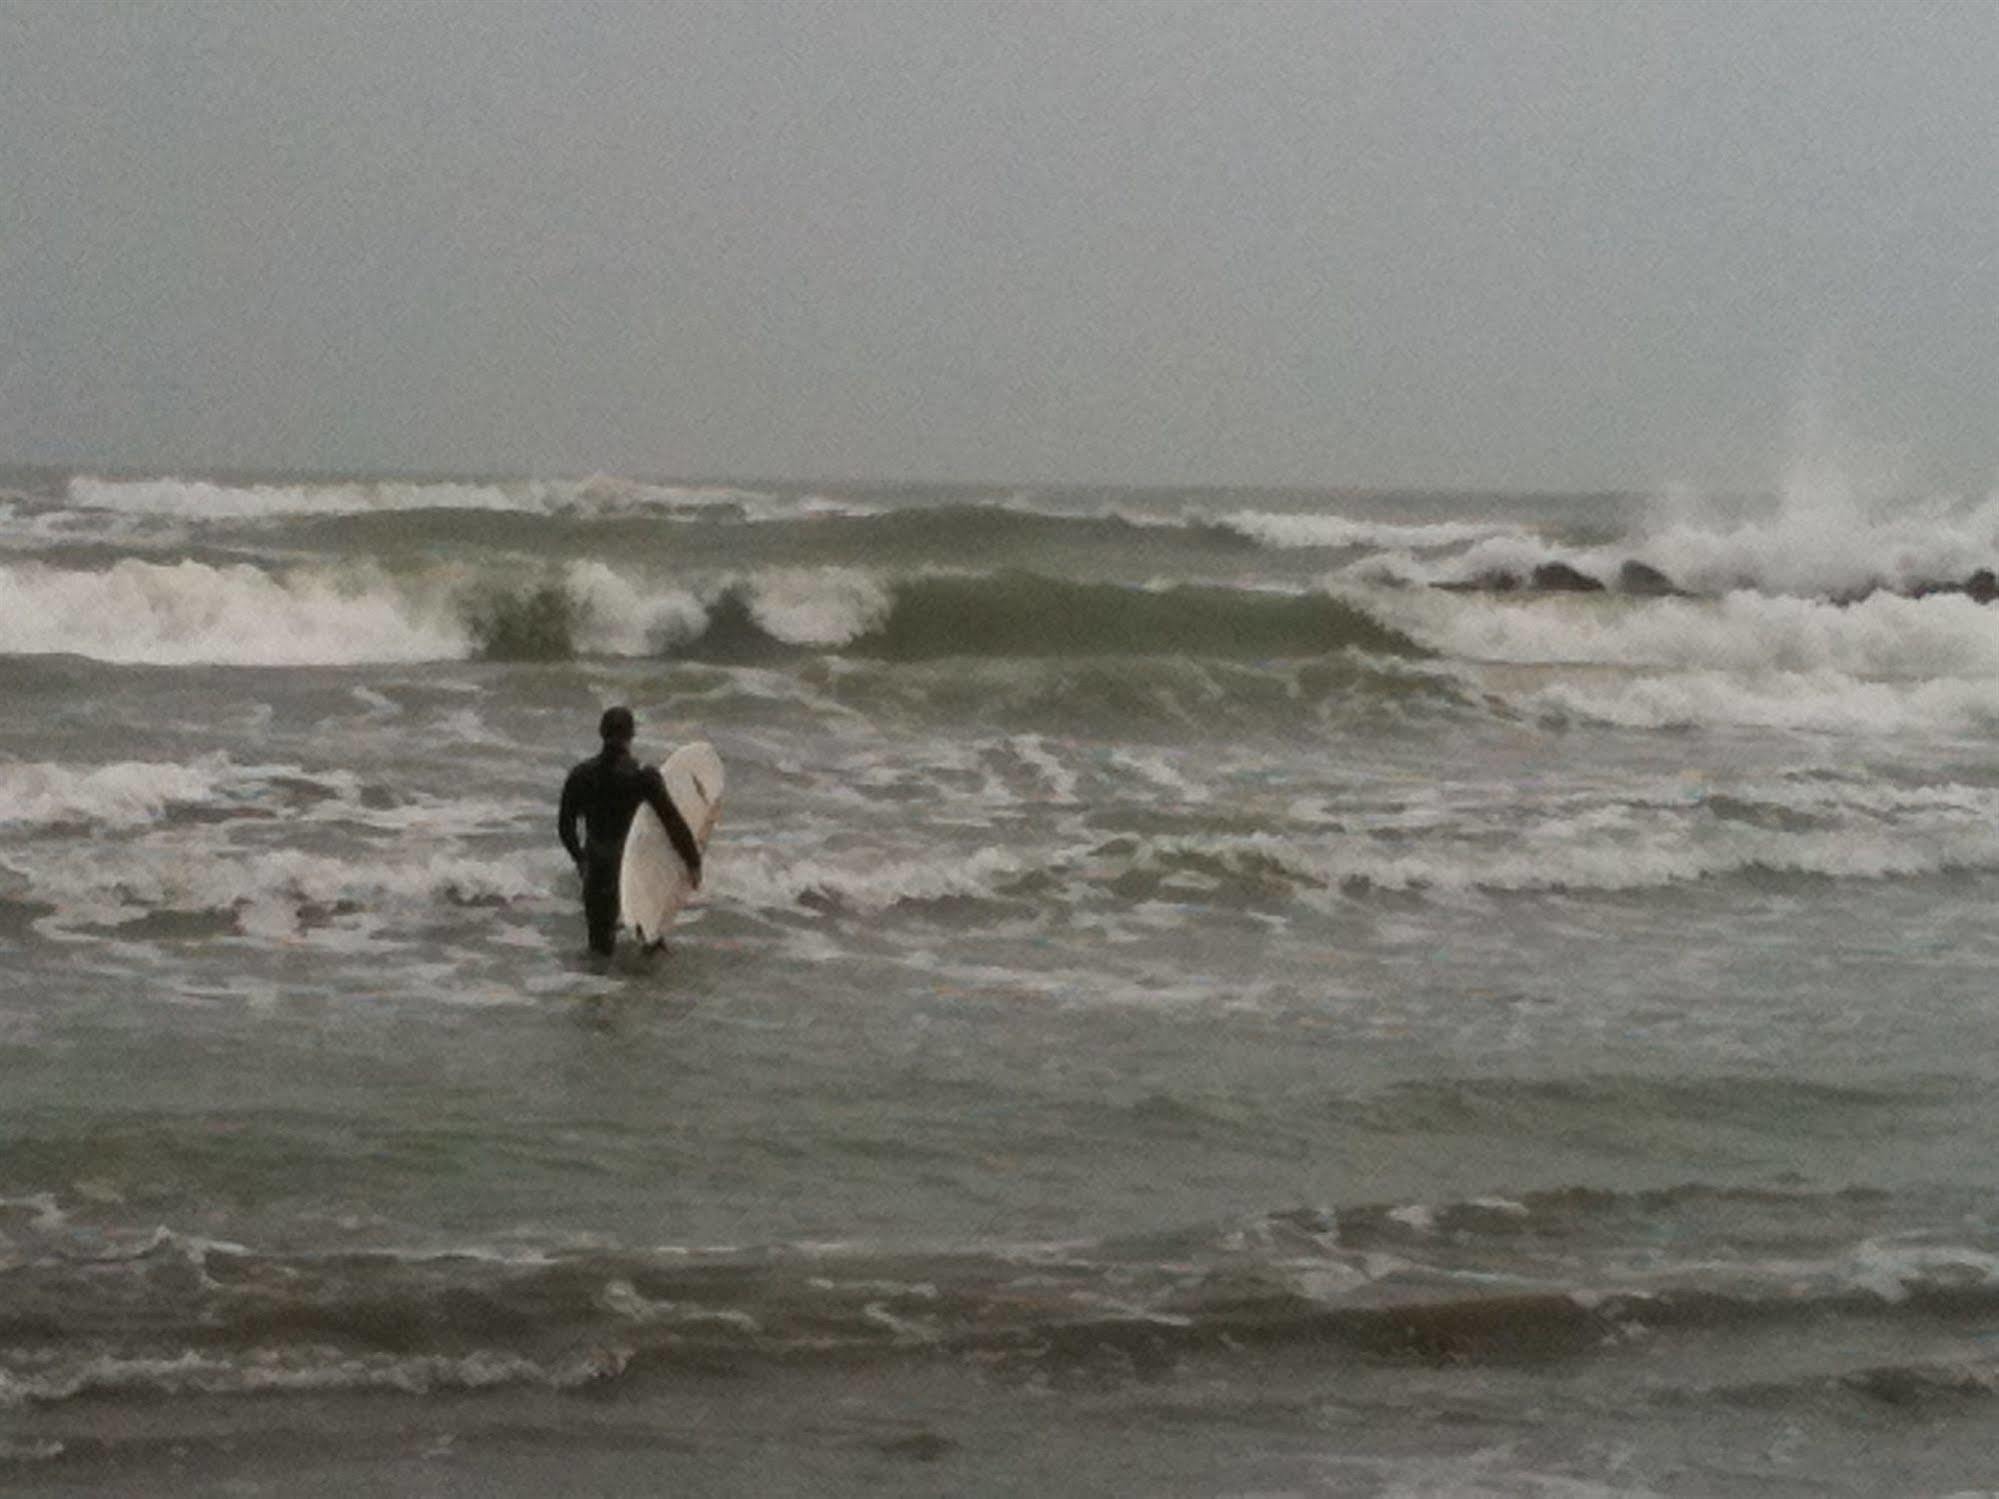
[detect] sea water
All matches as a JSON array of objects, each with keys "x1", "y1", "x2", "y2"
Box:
[{"x1": 6, "y1": 469, "x2": 1999, "y2": 1494}]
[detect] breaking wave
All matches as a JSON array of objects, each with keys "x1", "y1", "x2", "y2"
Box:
[
  {"x1": 64, "y1": 473, "x2": 779, "y2": 521},
  {"x1": 0, "y1": 560, "x2": 1422, "y2": 667},
  {"x1": 0, "y1": 559, "x2": 466, "y2": 665},
  {"x1": 844, "y1": 574, "x2": 1422, "y2": 661},
  {"x1": 1219, "y1": 510, "x2": 1527, "y2": 551}
]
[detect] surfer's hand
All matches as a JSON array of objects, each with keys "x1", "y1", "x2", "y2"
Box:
[{"x1": 691, "y1": 861, "x2": 703, "y2": 890}]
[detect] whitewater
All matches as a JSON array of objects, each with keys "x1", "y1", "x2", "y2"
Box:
[{"x1": 8, "y1": 465, "x2": 1999, "y2": 1496}]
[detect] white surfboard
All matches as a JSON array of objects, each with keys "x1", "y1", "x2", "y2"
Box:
[{"x1": 617, "y1": 742, "x2": 724, "y2": 947}]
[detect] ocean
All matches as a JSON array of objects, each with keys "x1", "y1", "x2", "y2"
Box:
[{"x1": 6, "y1": 466, "x2": 1999, "y2": 1496}]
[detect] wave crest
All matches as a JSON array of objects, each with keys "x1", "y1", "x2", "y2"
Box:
[{"x1": 0, "y1": 559, "x2": 464, "y2": 665}]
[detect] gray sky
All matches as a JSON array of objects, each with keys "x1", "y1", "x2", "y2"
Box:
[{"x1": 1, "y1": 0, "x2": 1993, "y2": 491}]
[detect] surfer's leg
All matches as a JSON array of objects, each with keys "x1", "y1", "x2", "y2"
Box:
[{"x1": 582, "y1": 863, "x2": 619, "y2": 956}]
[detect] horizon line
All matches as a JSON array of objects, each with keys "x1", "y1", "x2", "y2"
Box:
[{"x1": 0, "y1": 457, "x2": 1647, "y2": 503}]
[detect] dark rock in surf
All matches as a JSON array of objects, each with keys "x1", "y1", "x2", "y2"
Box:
[
  {"x1": 1911, "y1": 569, "x2": 1999, "y2": 605},
  {"x1": 1617, "y1": 560, "x2": 1680, "y2": 597},
  {"x1": 1434, "y1": 568, "x2": 1521, "y2": 593},
  {"x1": 1530, "y1": 562, "x2": 1605, "y2": 593}
]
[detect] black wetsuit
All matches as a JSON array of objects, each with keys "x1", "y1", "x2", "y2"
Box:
[{"x1": 558, "y1": 746, "x2": 702, "y2": 955}]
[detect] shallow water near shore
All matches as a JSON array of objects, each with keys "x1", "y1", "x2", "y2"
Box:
[{"x1": 8, "y1": 469, "x2": 1999, "y2": 1494}]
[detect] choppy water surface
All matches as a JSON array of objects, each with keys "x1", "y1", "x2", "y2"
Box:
[{"x1": 7, "y1": 468, "x2": 1999, "y2": 1495}]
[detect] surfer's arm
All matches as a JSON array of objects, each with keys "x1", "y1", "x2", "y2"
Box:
[
  {"x1": 644, "y1": 774, "x2": 703, "y2": 888},
  {"x1": 557, "y1": 770, "x2": 587, "y2": 870}
]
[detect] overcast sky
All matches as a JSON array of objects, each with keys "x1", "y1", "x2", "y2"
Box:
[{"x1": 1, "y1": 0, "x2": 1992, "y2": 491}]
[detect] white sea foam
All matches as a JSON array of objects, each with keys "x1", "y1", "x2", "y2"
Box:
[
  {"x1": 1365, "y1": 587, "x2": 1999, "y2": 685},
  {"x1": 1107, "y1": 747, "x2": 1209, "y2": 804},
  {"x1": 1635, "y1": 483, "x2": 1999, "y2": 599},
  {"x1": 1523, "y1": 669, "x2": 1999, "y2": 737},
  {"x1": 784, "y1": 492, "x2": 890, "y2": 521},
  {"x1": 723, "y1": 843, "x2": 1028, "y2": 915},
  {"x1": 599, "y1": 1277, "x2": 764, "y2": 1331},
  {"x1": 1320, "y1": 451, "x2": 1999, "y2": 615},
  {"x1": 0, "y1": 1437, "x2": 64, "y2": 1463},
  {"x1": 745, "y1": 568, "x2": 893, "y2": 646},
  {"x1": 16, "y1": 758, "x2": 1992, "y2": 943},
  {"x1": 1366, "y1": 480, "x2": 1999, "y2": 602},
  {"x1": 0, "y1": 1347, "x2": 622, "y2": 1408},
  {"x1": 1010, "y1": 735, "x2": 1082, "y2": 804},
  {"x1": 1353, "y1": 582, "x2": 1999, "y2": 737},
  {"x1": 0, "y1": 1193, "x2": 66, "y2": 1232},
  {"x1": 712, "y1": 779, "x2": 1999, "y2": 923},
  {"x1": 1103, "y1": 798, "x2": 1999, "y2": 898},
  {"x1": 21, "y1": 843, "x2": 550, "y2": 938},
  {"x1": 564, "y1": 561, "x2": 707, "y2": 654},
  {"x1": 0, "y1": 759, "x2": 234, "y2": 827},
  {"x1": 1844, "y1": 1239, "x2": 1999, "y2": 1305},
  {"x1": 0, "y1": 755, "x2": 529, "y2": 840},
  {"x1": 1387, "y1": 1204, "x2": 1438, "y2": 1234}
]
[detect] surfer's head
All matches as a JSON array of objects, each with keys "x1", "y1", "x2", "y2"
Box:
[{"x1": 599, "y1": 705, "x2": 635, "y2": 747}]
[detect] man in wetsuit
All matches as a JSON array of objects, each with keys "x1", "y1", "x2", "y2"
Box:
[{"x1": 558, "y1": 706, "x2": 702, "y2": 956}]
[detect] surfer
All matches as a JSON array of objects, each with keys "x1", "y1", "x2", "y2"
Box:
[{"x1": 558, "y1": 706, "x2": 703, "y2": 956}]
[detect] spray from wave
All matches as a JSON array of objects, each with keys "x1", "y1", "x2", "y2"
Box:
[{"x1": 1362, "y1": 470, "x2": 1999, "y2": 603}]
